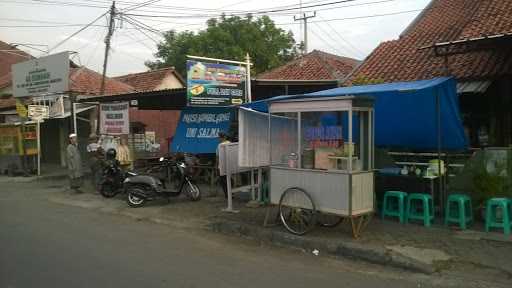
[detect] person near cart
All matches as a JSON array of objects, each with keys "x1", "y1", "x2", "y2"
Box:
[
  {"x1": 216, "y1": 132, "x2": 231, "y2": 198},
  {"x1": 66, "y1": 133, "x2": 83, "y2": 193},
  {"x1": 87, "y1": 134, "x2": 104, "y2": 191}
]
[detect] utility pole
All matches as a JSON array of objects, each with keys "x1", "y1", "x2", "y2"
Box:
[
  {"x1": 100, "y1": 1, "x2": 116, "y2": 95},
  {"x1": 294, "y1": 11, "x2": 316, "y2": 54}
]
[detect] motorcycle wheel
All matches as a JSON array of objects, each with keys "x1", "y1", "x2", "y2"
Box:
[
  {"x1": 184, "y1": 181, "x2": 201, "y2": 201},
  {"x1": 126, "y1": 187, "x2": 146, "y2": 208},
  {"x1": 100, "y1": 181, "x2": 118, "y2": 198}
]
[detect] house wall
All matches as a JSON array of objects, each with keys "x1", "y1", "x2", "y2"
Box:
[
  {"x1": 155, "y1": 75, "x2": 184, "y2": 90},
  {"x1": 129, "y1": 108, "x2": 181, "y2": 155}
]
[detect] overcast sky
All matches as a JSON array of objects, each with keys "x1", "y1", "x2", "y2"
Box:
[{"x1": 0, "y1": 0, "x2": 431, "y2": 76}]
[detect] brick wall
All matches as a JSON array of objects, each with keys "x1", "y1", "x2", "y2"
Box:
[{"x1": 129, "y1": 108, "x2": 181, "y2": 155}]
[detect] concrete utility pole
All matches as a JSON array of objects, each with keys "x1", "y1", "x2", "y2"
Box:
[
  {"x1": 100, "y1": 1, "x2": 116, "y2": 95},
  {"x1": 294, "y1": 12, "x2": 316, "y2": 54}
]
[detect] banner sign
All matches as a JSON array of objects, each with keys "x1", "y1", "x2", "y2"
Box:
[
  {"x1": 171, "y1": 106, "x2": 234, "y2": 153},
  {"x1": 12, "y1": 52, "x2": 69, "y2": 98},
  {"x1": 28, "y1": 105, "x2": 49, "y2": 120},
  {"x1": 186, "y1": 60, "x2": 246, "y2": 106},
  {"x1": 100, "y1": 102, "x2": 129, "y2": 135}
]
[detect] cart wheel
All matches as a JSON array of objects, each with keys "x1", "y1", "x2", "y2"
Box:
[
  {"x1": 279, "y1": 187, "x2": 316, "y2": 235},
  {"x1": 317, "y1": 214, "x2": 343, "y2": 227}
]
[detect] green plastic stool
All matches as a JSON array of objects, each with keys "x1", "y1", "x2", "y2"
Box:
[
  {"x1": 485, "y1": 198, "x2": 511, "y2": 236},
  {"x1": 406, "y1": 193, "x2": 434, "y2": 227},
  {"x1": 444, "y1": 194, "x2": 473, "y2": 230},
  {"x1": 381, "y1": 191, "x2": 408, "y2": 223}
]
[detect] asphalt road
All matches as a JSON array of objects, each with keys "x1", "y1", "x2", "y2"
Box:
[{"x1": 1, "y1": 182, "x2": 449, "y2": 288}]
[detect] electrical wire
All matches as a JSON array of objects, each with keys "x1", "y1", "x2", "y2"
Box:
[
  {"x1": 277, "y1": 8, "x2": 424, "y2": 25},
  {"x1": 48, "y1": 10, "x2": 109, "y2": 52},
  {"x1": 314, "y1": 15, "x2": 366, "y2": 58},
  {"x1": 309, "y1": 24, "x2": 346, "y2": 56}
]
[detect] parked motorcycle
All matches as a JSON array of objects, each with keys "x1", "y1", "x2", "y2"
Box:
[
  {"x1": 125, "y1": 156, "x2": 201, "y2": 207},
  {"x1": 99, "y1": 159, "x2": 137, "y2": 198}
]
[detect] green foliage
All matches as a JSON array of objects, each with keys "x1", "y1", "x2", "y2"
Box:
[
  {"x1": 450, "y1": 149, "x2": 512, "y2": 207},
  {"x1": 146, "y1": 15, "x2": 300, "y2": 77}
]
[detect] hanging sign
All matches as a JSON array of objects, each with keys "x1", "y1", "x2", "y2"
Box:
[
  {"x1": 12, "y1": 52, "x2": 69, "y2": 97},
  {"x1": 28, "y1": 105, "x2": 49, "y2": 121},
  {"x1": 99, "y1": 102, "x2": 129, "y2": 135},
  {"x1": 16, "y1": 99, "x2": 28, "y2": 118},
  {"x1": 186, "y1": 60, "x2": 246, "y2": 106}
]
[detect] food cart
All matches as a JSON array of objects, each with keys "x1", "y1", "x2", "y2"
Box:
[{"x1": 268, "y1": 96, "x2": 375, "y2": 238}]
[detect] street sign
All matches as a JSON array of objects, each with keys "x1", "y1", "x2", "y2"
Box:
[
  {"x1": 12, "y1": 52, "x2": 69, "y2": 98},
  {"x1": 28, "y1": 105, "x2": 49, "y2": 120}
]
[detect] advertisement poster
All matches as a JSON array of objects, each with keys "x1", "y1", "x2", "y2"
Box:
[
  {"x1": 171, "y1": 106, "x2": 234, "y2": 153},
  {"x1": 186, "y1": 60, "x2": 246, "y2": 106},
  {"x1": 100, "y1": 102, "x2": 129, "y2": 135}
]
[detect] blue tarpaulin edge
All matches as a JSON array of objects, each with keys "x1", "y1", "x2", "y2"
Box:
[{"x1": 242, "y1": 77, "x2": 467, "y2": 151}]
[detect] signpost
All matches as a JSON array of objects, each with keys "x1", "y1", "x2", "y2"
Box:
[
  {"x1": 12, "y1": 52, "x2": 69, "y2": 98},
  {"x1": 186, "y1": 55, "x2": 252, "y2": 106},
  {"x1": 27, "y1": 105, "x2": 48, "y2": 176}
]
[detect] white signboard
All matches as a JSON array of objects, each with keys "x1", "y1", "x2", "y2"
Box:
[
  {"x1": 100, "y1": 102, "x2": 130, "y2": 135},
  {"x1": 12, "y1": 52, "x2": 69, "y2": 98},
  {"x1": 28, "y1": 105, "x2": 49, "y2": 120}
]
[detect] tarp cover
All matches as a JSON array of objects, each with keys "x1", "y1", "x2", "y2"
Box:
[
  {"x1": 171, "y1": 106, "x2": 234, "y2": 154},
  {"x1": 243, "y1": 77, "x2": 467, "y2": 151}
]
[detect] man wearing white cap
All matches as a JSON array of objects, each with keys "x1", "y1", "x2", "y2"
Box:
[{"x1": 67, "y1": 133, "x2": 83, "y2": 193}]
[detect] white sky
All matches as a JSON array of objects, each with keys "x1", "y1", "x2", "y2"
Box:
[{"x1": 0, "y1": 0, "x2": 431, "y2": 76}]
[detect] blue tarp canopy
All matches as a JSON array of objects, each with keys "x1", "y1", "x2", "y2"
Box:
[
  {"x1": 242, "y1": 77, "x2": 467, "y2": 151},
  {"x1": 171, "y1": 106, "x2": 234, "y2": 154}
]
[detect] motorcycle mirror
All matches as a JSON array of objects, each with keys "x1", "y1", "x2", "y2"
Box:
[{"x1": 159, "y1": 157, "x2": 164, "y2": 162}]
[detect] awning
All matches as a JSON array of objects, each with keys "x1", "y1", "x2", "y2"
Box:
[
  {"x1": 171, "y1": 106, "x2": 235, "y2": 154},
  {"x1": 242, "y1": 77, "x2": 468, "y2": 151},
  {"x1": 456, "y1": 80, "x2": 491, "y2": 94}
]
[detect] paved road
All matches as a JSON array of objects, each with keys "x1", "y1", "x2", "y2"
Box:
[{"x1": 0, "y1": 182, "x2": 465, "y2": 288}]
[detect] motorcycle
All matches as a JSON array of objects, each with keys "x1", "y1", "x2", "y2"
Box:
[
  {"x1": 125, "y1": 157, "x2": 201, "y2": 207},
  {"x1": 99, "y1": 160, "x2": 137, "y2": 198}
]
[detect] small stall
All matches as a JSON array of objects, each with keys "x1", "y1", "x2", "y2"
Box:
[{"x1": 267, "y1": 96, "x2": 374, "y2": 237}]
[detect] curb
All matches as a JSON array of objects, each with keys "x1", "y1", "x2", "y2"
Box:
[{"x1": 209, "y1": 220, "x2": 435, "y2": 274}]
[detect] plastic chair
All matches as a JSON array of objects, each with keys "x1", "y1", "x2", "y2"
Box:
[
  {"x1": 485, "y1": 198, "x2": 511, "y2": 236},
  {"x1": 406, "y1": 193, "x2": 434, "y2": 227},
  {"x1": 381, "y1": 191, "x2": 408, "y2": 223},
  {"x1": 444, "y1": 194, "x2": 473, "y2": 229}
]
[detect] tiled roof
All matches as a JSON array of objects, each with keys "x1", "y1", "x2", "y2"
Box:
[
  {"x1": 114, "y1": 67, "x2": 184, "y2": 92},
  {"x1": 348, "y1": 0, "x2": 512, "y2": 83},
  {"x1": 69, "y1": 67, "x2": 135, "y2": 95},
  {"x1": 257, "y1": 50, "x2": 360, "y2": 81},
  {"x1": 0, "y1": 41, "x2": 33, "y2": 78}
]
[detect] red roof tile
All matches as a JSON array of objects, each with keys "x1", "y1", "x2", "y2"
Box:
[
  {"x1": 69, "y1": 67, "x2": 135, "y2": 95},
  {"x1": 114, "y1": 67, "x2": 184, "y2": 92},
  {"x1": 257, "y1": 50, "x2": 360, "y2": 81},
  {"x1": 0, "y1": 41, "x2": 33, "y2": 78},
  {"x1": 348, "y1": 0, "x2": 512, "y2": 83}
]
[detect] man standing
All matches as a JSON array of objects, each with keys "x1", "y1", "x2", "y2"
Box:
[
  {"x1": 67, "y1": 134, "x2": 83, "y2": 193},
  {"x1": 87, "y1": 134, "x2": 104, "y2": 191},
  {"x1": 216, "y1": 132, "x2": 231, "y2": 198}
]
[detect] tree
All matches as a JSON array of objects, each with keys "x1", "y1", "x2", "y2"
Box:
[{"x1": 145, "y1": 15, "x2": 300, "y2": 77}]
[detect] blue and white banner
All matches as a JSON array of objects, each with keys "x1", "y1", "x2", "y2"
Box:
[{"x1": 171, "y1": 106, "x2": 234, "y2": 154}]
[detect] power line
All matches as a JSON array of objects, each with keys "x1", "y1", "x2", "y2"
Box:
[
  {"x1": 315, "y1": 15, "x2": 366, "y2": 58},
  {"x1": 309, "y1": 24, "x2": 346, "y2": 57},
  {"x1": 48, "y1": 10, "x2": 109, "y2": 52},
  {"x1": 277, "y1": 8, "x2": 424, "y2": 25},
  {"x1": 121, "y1": 0, "x2": 357, "y2": 19}
]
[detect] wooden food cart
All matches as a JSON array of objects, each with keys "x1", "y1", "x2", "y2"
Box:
[{"x1": 268, "y1": 96, "x2": 375, "y2": 238}]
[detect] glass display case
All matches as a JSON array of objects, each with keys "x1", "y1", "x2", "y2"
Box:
[{"x1": 268, "y1": 96, "x2": 375, "y2": 237}]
